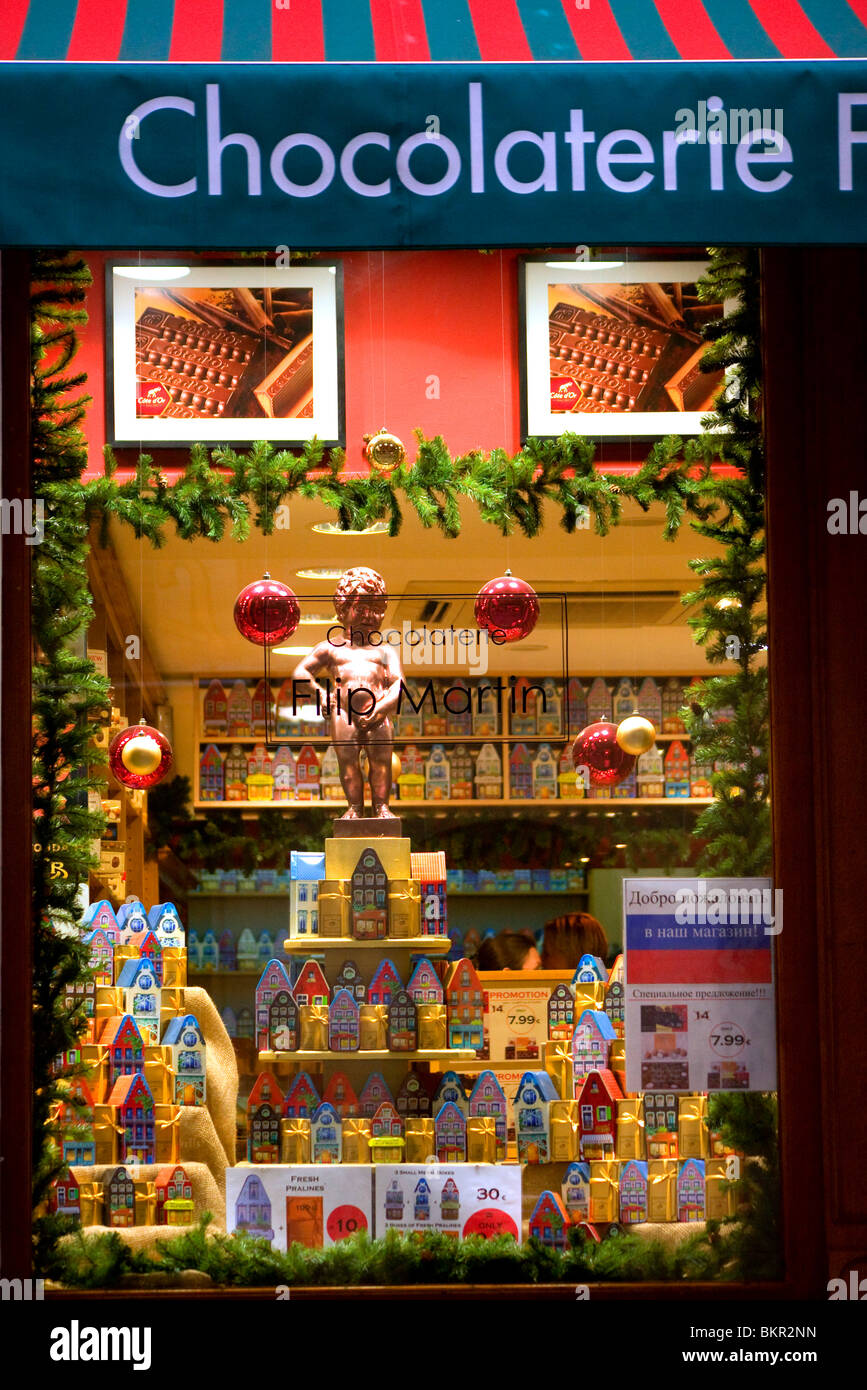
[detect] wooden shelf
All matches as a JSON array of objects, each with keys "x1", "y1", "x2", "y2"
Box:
[
  {"x1": 451, "y1": 889, "x2": 588, "y2": 898},
  {"x1": 258, "y1": 1048, "x2": 477, "y2": 1064},
  {"x1": 281, "y1": 936, "x2": 452, "y2": 953},
  {"x1": 193, "y1": 797, "x2": 713, "y2": 811}
]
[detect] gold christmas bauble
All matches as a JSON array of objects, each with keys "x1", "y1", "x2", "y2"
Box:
[
  {"x1": 121, "y1": 733, "x2": 163, "y2": 775},
  {"x1": 359, "y1": 750, "x2": 402, "y2": 782},
  {"x1": 616, "y1": 715, "x2": 657, "y2": 756},
  {"x1": 392, "y1": 752, "x2": 402, "y2": 782},
  {"x1": 363, "y1": 426, "x2": 406, "y2": 477}
]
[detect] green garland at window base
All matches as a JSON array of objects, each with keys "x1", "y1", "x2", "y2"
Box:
[{"x1": 48, "y1": 1217, "x2": 736, "y2": 1291}]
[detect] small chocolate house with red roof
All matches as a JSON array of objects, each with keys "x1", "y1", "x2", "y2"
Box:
[
  {"x1": 100, "y1": 1014, "x2": 145, "y2": 1088},
  {"x1": 577, "y1": 1069, "x2": 624, "y2": 1160},
  {"x1": 445, "y1": 958, "x2": 484, "y2": 1049},
  {"x1": 282, "y1": 1071, "x2": 321, "y2": 1120},
  {"x1": 47, "y1": 1164, "x2": 81, "y2": 1221},
  {"x1": 83, "y1": 928, "x2": 115, "y2": 987},
  {"x1": 351, "y1": 847, "x2": 388, "y2": 939},
  {"x1": 84, "y1": 900, "x2": 120, "y2": 943},
  {"x1": 108, "y1": 1072, "x2": 155, "y2": 1165},
  {"x1": 57, "y1": 1077, "x2": 96, "y2": 1166},
  {"x1": 406, "y1": 957, "x2": 443, "y2": 1004},
  {"x1": 255, "y1": 959, "x2": 294, "y2": 1051},
  {"x1": 323, "y1": 1072, "x2": 359, "y2": 1118},
  {"x1": 293, "y1": 959, "x2": 329, "y2": 1007},
  {"x1": 155, "y1": 1165, "x2": 192, "y2": 1225},
  {"x1": 529, "y1": 1191, "x2": 570, "y2": 1249},
  {"x1": 371, "y1": 1099, "x2": 403, "y2": 1138},
  {"x1": 328, "y1": 988, "x2": 361, "y2": 1052},
  {"x1": 199, "y1": 744, "x2": 224, "y2": 801},
  {"x1": 251, "y1": 678, "x2": 271, "y2": 736},
  {"x1": 368, "y1": 959, "x2": 402, "y2": 1007},
  {"x1": 124, "y1": 928, "x2": 164, "y2": 984},
  {"x1": 247, "y1": 1072, "x2": 283, "y2": 1163},
  {"x1": 203, "y1": 679, "x2": 228, "y2": 733},
  {"x1": 468, "y1": 1070, "x2": 508, "y2": 1157},
  {"x1": 572, "y1": 1009, "x2": 617, "y2": 1088}
]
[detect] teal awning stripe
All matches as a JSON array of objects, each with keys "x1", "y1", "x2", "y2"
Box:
[
  {"x1": 222, "y1": 0, "x2": 273, "y2": 61},
  {"x1": 15, "y1": 0, "x2": 78, "y2": 60},
  {"x1": 119, "y1": 0, "x2": 175, "y2": 61},
  {"x1": 700, "y1": 1, "x2": 781, "y2": 59},
  {"x1": 798, "y1": 0, "x2": 867, "y2": 57},
  {"x1": 515, "y1": 1, "x2": 580, "y2": 59},
  {"x1": 419, "y1": 0, "x2": 480, "y2": 61},
  {"x1": 608, "y1": 0, "x2": 680, "y2": 59},
  {"x1": 322, "y1": 0, "x2": 376, "y2": 60}
]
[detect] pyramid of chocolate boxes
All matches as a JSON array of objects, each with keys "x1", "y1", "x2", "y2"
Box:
[
  {"x1": 248, "y1": 828, "x2": 488, "y2": 1165},
  {"x1": 49, "y1": 898, "x2": 218, "y2": 1228}
]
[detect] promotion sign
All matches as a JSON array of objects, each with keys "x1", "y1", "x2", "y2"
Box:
[
  {"x1": 483, "y1": 984, "x2": 551, "y2": 1065},
  {"x1": 623, "y1": 877, "x2": 777, "y2": 1094},
  {"x1": 375, "y1": 1164, "x2": 522, "y2": 1240},
  {"x1": 226, "y1": 1165, "x2": 372, "y2": 1252}
]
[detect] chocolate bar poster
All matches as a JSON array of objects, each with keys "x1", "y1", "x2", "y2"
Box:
[
  {"x1": 521, "y1": 259, "x2": 727, "y2": 439},
  {"x1": 623, "y1": 877, "x2": 777, "y2": 1094},
  {"x1": 225, "y1": 1165, "x2": 371, "y2": 1252},
  {"x1": 108, "y1": 264, "x2": 343, "y2": 446},
  {"x1": 375, "y1": 1164, "x2": 521, "y2": 1239}
]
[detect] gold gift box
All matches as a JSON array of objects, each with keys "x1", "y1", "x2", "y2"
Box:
[
  {"x1": 467, "y1": 1116, "x2": 501, "y2": 1163},
  {"x1": 416, "y1": 1004, "x2": 447, "y2": 1051},
  {"x1": 324, "y1": 836, "x2": 411, "y2": 882},
  {"x1": 143, "y1": 1045, "x2": 173, "y2": 1105},
  {"x1": 342, "y1": 1117, "x2": 372, "y2": 1164},
  {"x1": 154, "y1": 1105, "x2": 180, "y2": 1164},
  {"x1": 79, "y1": 1044, "x2": 108, "y2": 1103},
  {"x1": 405, "y1": 1118, "x2": 436, "y2": 1163},
  {"x1": 317, "y1": 879, "x2": 351, "y2": 938},
  {"x1": 574, "y1": 981, "x2": 606, "y2": 1011},
  {"x1": 162, "y1": 986, "x2": 185, "y2": 1015},
  {"x1": 299, "y1": 1004, "x2": 329, "y2": 1051},
  {"x1": 678, "y1": 1095, "x2": 708, "y2": 1159},
  {"x1": 589, "y1": 1160, "x2": 620, "y2": 1223},
  {"x1": 359, "y1": 1004, "x2": 388, "y2": 1051},
  {"x1": 280, "y1": 1118, "x2": 311, "y2": 1163},
  {"x1": 705, "y1": 1157, "x2": 739, "y2": 1221},
  {"x1": 647, "y1": 1159, "x2": 677, "y2": 1222},
  {"x1": 162, "y1": 948, "x2": 187, "y2": 988},
  {"x1": 95, "y1": 985, "x2": 122, "y2": 1020},
  {"x1": 388, "y1": 880, "x2": 421, "y2": 939},
  {"x1": 615, "y1": 1097, "x2": 645, "y2": 1160},
  {"x1": 92, "y1": 1106, "x2": 118, "y2": 1165},
  {"x1": 543, "y1": 1040, "x2": 573, "y2": 1100},
  {"x1": 78, "y1": 1180, "x2": 104, "y2": 1228},
  {"x1": 550, "y1": 1101, "x2": 580, "y2": 1162},
  {"x1": 133, "y1": 1179, "x2": 156, "y2": 1227}
]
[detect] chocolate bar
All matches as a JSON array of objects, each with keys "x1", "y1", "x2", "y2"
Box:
[
  {"x1": 664, "y1": 344, "x2": 721, "y2": 411},
  {"x1": 253, "y1": 335, "x2": 314, "y2": 418},
  {"x1": 549, "y1": 301, "x2": 694, "y2": 413},
  {"x1": 135, "y1": 307, "x2": 261, "y2": 420}
]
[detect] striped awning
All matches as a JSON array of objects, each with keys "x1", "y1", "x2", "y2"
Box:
[{"x1": 3, "y1": 0, "x2": 867, "y2": 63}]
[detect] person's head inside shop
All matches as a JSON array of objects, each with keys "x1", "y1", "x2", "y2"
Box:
[
  {"x1": 477, "y1": 930, "x2": 541, "y2": 972},
  {"x1": 541, "y1": 912, "x2": 608, "y2": 970}
]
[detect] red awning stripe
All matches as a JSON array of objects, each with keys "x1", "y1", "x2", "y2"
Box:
[
  {"x1": 271, "y1": 0, "x2": 326, "y2": 62},
  {"x1": 466, "y1": 0, "x2": 534, "y2": 61},
  {"x1": 68, "y1": 0, "x2": 128, "y2": 61},
  {"x1": 561, "y1": 1, "x2": 632, "y2": 60},
  {"x1": 169, "y1": 0, "x2": 225, "y2": 63},
  {"x1": 654, "y1": 0, "x2": 732, "y2": 59},
  {"x1": 0, "y1": 0, "x2": 31, "y2": 60},
  {"x1": 748, "y1": 0, "x2": 837, "y2": 60},
  {"x1": 371, "y1": 0, "x2": 431, "y2": 61}
]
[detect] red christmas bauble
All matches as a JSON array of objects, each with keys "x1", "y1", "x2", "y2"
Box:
[
  {"x1": 233, "y1": 575, "x2": 300, "y2": 647},
  {"x1": 109, "y1": 724, "x2": 173, "y2": 789},
  {"x1": 572, "y1": 721, "x2": 636, "y2": 787},
  {"x1": 474, "y1": 571, "x2": 540, "y2": 643}
]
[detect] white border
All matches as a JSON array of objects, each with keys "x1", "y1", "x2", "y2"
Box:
[{"x1": 111, "y1": 264, "x2": 340, "y2": 444}]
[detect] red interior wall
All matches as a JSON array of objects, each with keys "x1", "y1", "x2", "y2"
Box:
[{"x1": 78, "y1": 250, "x2": 525, "y2": 477}]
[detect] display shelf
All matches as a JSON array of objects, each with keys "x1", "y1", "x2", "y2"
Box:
[
  {"x1": 258, "y1": 1048, "x2": 477, "y2": 1064},
  {"x1": 193, "y1": 796, "x2": 713, "y2": 810},
  {"x1": 281, "y1": 936, "x2": 452, "y2": 953},
  {"x1": 451, "y1": 888, "x2": 588, "y2": 897},
  {"x1": 188, "y1": 969, "x2": 262, "y2": 978}
]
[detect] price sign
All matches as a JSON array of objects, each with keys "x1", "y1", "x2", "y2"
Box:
[
  {"x1": 375, "y1": 1164, "x2": 522, "y2": 1239},
  {"x1": 484, "y1": 986, "x2": 550, "y2": 1064},
  {"x1": 225, "y1": 1166, "x2": 373, "y2": 1252}
]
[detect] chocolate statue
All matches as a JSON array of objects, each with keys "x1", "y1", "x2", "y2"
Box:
[{"x1": 293, "y1": 567, "x2": 402, "y2": 819}]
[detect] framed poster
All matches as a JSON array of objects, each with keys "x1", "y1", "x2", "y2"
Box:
[
  {"x1": 623, "y1": 877, "x2": 778, "y2": 1093},
  {"x1": 520, "y1": 258, "x2": 726, "y2": 439},
  {"x1": 107, "y1": 262, "x2": 344, "y2": 447}
]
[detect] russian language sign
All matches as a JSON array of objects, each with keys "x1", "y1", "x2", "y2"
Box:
[
  {"x1": 1, "y1": 63, "x2": 867, "y2": 245},
  {"x1": 623, "y1": 877, "x2": 777, "y2": 1094}
]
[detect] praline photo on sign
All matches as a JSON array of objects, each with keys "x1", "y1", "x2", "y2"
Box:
[{"x1": 293, "y1": 568, "x2": 402, "y2": 819}]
